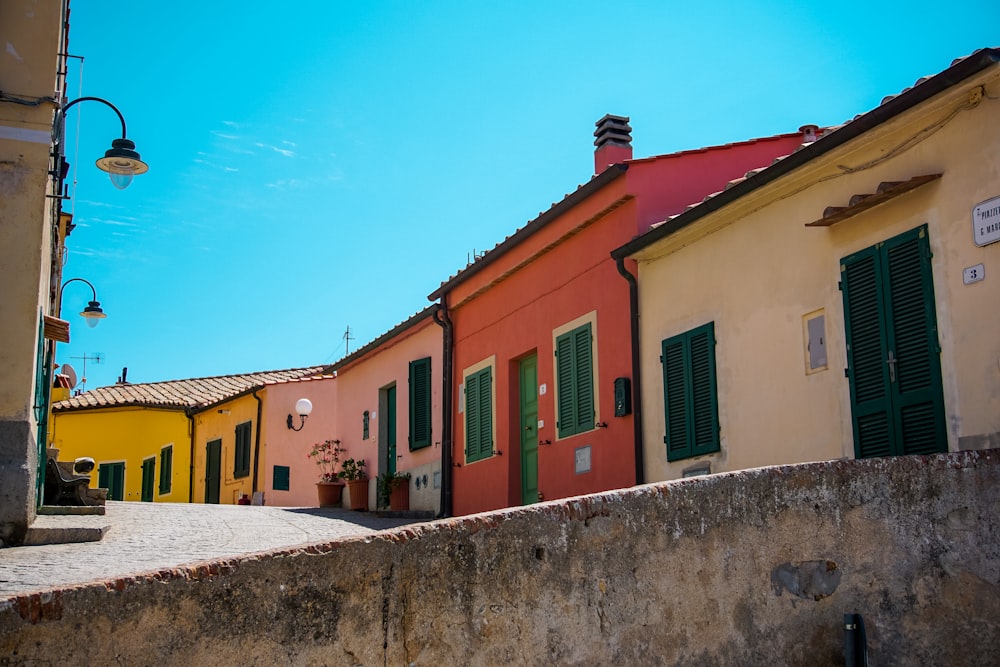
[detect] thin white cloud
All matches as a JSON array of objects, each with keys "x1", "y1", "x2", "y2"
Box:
[
  {"x1": 211, "y1": 131, "x2": 240, "y2": 140},
  {"x1": 224, "y1": 166, "x2": 239, "y2": 172}
]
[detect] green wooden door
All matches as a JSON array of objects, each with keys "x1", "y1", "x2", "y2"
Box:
[
  {"x1": 97, "y1": 462, "x2": 125, "y2": 501},
  {"x1": 841, "y1": 225, "x2": 946, "y2": 458},
  {"x1": 205, "y1": 439, "x2": 221, "y2": 504},
  {"x1": 386, "y1": 385, "x2": 397, "y2": 475},
  {"x1": 141, "y1": 457, "x2": 155, "y2": 502},
  {"x1": 520, "y1": 354, "x2": 539, "y2": 505}
]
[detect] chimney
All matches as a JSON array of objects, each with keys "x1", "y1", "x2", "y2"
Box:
[{"x1": 594, "y1": 114, "x2": 632, "y2": 174}]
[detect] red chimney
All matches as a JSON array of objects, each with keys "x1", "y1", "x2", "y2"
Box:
[{"x1": 594, "y1": 114, "x2": 632, "y2": 174}]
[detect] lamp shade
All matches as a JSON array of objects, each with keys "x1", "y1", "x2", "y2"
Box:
[
  {"x1": 95, "y1": 138, "x2": 149, "y2": 190},
  {"x1": 294, "y1": 398, "x2": 313, "y2": 417},
  {"x1": 80, "y1": 301, "x2": 106, "y2": 328}
]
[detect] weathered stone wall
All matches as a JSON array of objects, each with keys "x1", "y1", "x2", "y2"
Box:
[{"x1": 2, "y1": 450, "x2": 998, "y2": 665}]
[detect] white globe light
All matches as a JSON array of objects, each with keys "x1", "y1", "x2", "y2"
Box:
[{"x1": 295, "y1": 398, "x2": 313, "y2": 417}]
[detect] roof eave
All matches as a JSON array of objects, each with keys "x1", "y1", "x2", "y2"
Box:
[{"x1": 611, "y1": 48, "x2": 1000, "y2": 260}]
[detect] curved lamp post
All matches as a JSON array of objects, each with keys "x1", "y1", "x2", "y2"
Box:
[
  {"x1": 59, "y1": 277, "x2": 106, "y2": 328},
  {"x1": 59, "y1": 96, "x2": 148, "y2": 190},
  {"x1": 286, "y1": 398, "x2": 313, "y2": 431}
]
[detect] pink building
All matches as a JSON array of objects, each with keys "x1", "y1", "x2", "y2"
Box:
[{"x1": 327, "y1": 306, "x2": 443, "y2": 514}]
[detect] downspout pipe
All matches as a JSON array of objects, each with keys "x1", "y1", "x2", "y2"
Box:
[
  {"x1": 615, "y1": 256, "x2": 645, "y2": 485},
  {"x1": 186, "y1": 410, "x2": 196, "y2": 503},
  {"x1": 432, "y1": 298, "x2": 454, "y2": 518},
  {"x1": 251, "y1": 389, "x2": 264, "y2": 497}
]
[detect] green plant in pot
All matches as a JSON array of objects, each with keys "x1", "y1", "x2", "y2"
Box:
[
  {"x1": 339, "y1": 458, "x2": 368, "y2": 511},
  {"x1": 377, "y1": 470, "x2": 411, "y2": 510},
  {"x1": 308, "y1": 439, "x2": 345, "y2": 507}
]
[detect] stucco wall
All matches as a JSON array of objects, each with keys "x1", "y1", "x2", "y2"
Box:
[
  {"x1": 262, "y1": 376, "x2": 338, "y2": 507},
  {"x1": 2, "y1": 450, "x2": 997, "y2": 665}
]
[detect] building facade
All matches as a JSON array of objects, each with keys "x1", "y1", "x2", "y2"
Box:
[
  {"x1": 614, "y1": 49, "x2": 1000, "y2": 481},
  {"x1": 431, "y1": 117, "x2": 812, "y2": 516}
]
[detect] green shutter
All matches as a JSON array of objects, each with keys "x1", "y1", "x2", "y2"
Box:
[
  {"x1": 273, "y1": 465, "x2": 290, "y2": 491},
  {"x1": 556, "y1": 323, "x2": 595, "y2": 438},
  {"x1": 661, "y1": 322, "x2": 719, "y2": 461},
  {"x1": 159, "y1": 446, "x2": 173, "y2": 494},
  {"x1": 842, "y1": 225, "x2": 946, "y2": 459},
  {"x1": 465, "y1": 367, "x2": 492, "y2": 463},
  {"x1": 234, "y1": 422, "x2": 252, "y2": 478},
  {"x1": 409, "y1": 357, "x2": 432, "y2": 450},
  {"x1": 141, "y1": 458, "x2": 155, "y2": 502}
]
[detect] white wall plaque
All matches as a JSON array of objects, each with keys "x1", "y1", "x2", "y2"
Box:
[
  {"x1": 963, "y1": 264, "x2": 985, "y2": 285},
  {"x1": 973, "y1": 195, "x2": 1000, "y2": 247}
]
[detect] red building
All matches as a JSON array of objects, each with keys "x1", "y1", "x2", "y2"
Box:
[{"x1": 430, "y1": 116, "x2": 813, "y2": 516}]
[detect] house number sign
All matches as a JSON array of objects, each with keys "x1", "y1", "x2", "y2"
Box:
[{"x1": 973, "y1": 195, "x2": 1000, "y2": 247}]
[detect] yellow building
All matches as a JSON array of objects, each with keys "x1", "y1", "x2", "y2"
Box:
[
  {"x1": 613, "y1": 48, "x2": 1000, "y2": 481},
  {"x1": 52, "y1": 367, "x2": 323, "y2": 503}
]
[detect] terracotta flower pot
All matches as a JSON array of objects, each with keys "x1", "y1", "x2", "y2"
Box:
[
  {"x1": 316, "y1": 481, "x2": 344, "y2": 507},
  {"x1": 389, "y1": 481, "x2": 410, "y2": 511},
  {"x1": 346, "y1": 479, "x2": 368, "y2": 511}
]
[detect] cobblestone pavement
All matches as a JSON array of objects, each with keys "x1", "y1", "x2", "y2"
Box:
[{"x1": 0, "y1": 502, "x2": 421, "y2": 599}]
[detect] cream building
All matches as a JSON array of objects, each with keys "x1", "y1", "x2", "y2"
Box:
[
  {"x1": 613, "y1": 49, "x2": 1000, "y2": 482},
  {"x1": 0, "y1": 2, "x2": 67, "y2": 545}
]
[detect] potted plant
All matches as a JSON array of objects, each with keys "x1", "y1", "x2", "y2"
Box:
[
  {"x1": 339, "y1": 457, "x2": 368, "y2": 511},
  {"x1": 377, "y1": 470, "x2": 411, "y2": 511},
  {"x1": 307, "y1": 439, "x2": 345, "y2": 507}
]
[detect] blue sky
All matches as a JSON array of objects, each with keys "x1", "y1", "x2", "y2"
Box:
[{"x1": 58, "y1": 1, "x2": 998, "y2": 390}]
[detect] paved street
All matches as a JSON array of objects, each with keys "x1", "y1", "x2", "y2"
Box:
[{"x1": 0, "y1": 502, "x2": 421, "y2": 599}]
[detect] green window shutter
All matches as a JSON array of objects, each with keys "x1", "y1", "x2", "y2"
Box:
[
  {"x1": 409, "y1": 357, "x2": 432, "y2": 450},
  {"x1": 273, "y1": 465, "x2": 290, "y2": 491},
  {"x1": 159, "y1": 446, "x2": 173, "y2": 494},
  {"x1": 363, "y1": 410, "x2": 370, "y2": 440},
  {"x1": 661, "y1": 322, "x2": 719, "y2": 461},
  {"x1": 234, "y1": 422, "x2": 252, "y2": 478},
  {"x1": 556, "y1": 323, "x2": 595, "y2": 438},
  {"x1": 464, "y1": 367, "x2": 492, "y2": 463},
  {"x1": 98, "y1": 464, "x2": 109, "y2": 490},
  {"x1": 842, "y1": 248, "x2": 893, "y2": 459},
  {"x1": 842, "y1": 225, "x2": 946, "y2": 459}
]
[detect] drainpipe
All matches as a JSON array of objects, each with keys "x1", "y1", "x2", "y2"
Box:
[
  {"x1": 432, "y1": 298, "x2": 454, "y2": 518},
  {"x1": 251, "y1": 389, "x2": 263, "y2": 496},
  {"x1": 615, "y1": 256, "x2": 645, "y2": 485},
  {"x1": 186, "y1": 410, "x2": 196, "y2": 503}
]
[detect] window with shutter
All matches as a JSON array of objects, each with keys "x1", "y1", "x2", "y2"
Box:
[
  {"x1": 234, "y1": 421, "x2": 252, "y2": 478},
  {"x1": 555, "y1": 323, "x2": 595, "y2": 438},
  {"x1": 841, "y1": 225, "x2": 946, "y2": 458},
  {"x1": 159, "y1": 445, "x2": 173, "y2": 495},
  {"x1": 409, "y1": 357, "x2": 432, "y2": 450},
  {"x1": 661, "y1": 322, "x2": 719, "y2": 461},
  {"x1": 464, "y1": 366, "x2": 493, "y2": 463}
]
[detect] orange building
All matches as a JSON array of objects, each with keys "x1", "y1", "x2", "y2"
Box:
[{"x1": 430, "y1": 115, "x2": 813, "y2": 516}]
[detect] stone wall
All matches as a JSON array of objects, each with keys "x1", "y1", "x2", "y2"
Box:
[{"x1": 2, "y1": 450, "x2": 998, "y2": 665}]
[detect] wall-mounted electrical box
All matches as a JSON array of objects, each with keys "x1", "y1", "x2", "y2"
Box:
[{"x1": 614, "y1": 376, "x2": 632, "y2": 417}]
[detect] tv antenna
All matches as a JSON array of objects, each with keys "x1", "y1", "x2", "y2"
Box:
[
  {"x1": 343, "y1": 325, "x2": 354, "y2": 355},
  {"x1": 69, "y1": 352, "x2": 104, "y2": 393}
]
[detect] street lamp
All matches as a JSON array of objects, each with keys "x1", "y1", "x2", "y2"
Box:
[
  {"x1": 59, "y1": 278, "x2": 106, "y2": 328},
  {"x1": 58, "y1": 96, "x2": 148, "y2": 190}
]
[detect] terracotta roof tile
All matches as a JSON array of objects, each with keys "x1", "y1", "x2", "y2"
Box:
[{"x1": 53, "y1": 366, "x2": 326, "y2": 413}]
